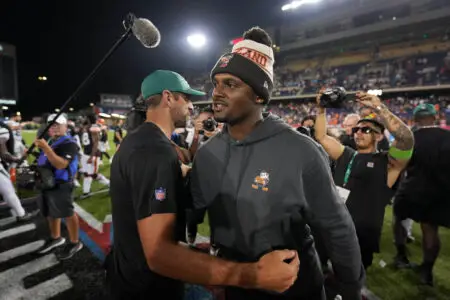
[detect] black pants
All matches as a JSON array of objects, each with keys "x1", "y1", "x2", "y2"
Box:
[{"x1": 38, "y1": 183, "x2": 74, "y2": 218}]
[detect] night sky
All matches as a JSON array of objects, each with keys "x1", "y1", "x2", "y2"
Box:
[{"x1": 0, "y1": 0, "x2": 288, "y2": 119}]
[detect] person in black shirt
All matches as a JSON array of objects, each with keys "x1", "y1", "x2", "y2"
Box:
[
  {"x1": 359, "y1": 107, "x2": 390, "y2": 151},
  {"x1": 314, "y1": 90, "x2": 414, "y2": 271},
  {"x1": 106, "y1": 70, "x2": 300, "y2": 300},
  {"x1": 393, "y1": 104, "x2": 450, "y2": 286},
  {"x1": 296, "y1": 115, "x2": 316, "y2": 137}
]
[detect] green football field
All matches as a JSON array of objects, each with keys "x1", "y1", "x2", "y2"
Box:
[{"x1": 21, "y1": 130, "x2": 450, "y2": 300}]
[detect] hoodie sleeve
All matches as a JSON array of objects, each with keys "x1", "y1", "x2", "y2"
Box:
[{"x1": 301, "y1": 144, "x2": 365, "y2": 299}]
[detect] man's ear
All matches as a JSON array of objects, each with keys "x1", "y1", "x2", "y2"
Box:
[{"x1": 162, "y1": 90, "x2": 172, "y2": 107}]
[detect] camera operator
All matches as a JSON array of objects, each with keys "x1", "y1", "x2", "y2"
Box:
[
  {"x1": 34, "y1": 114, "x2": 82, "y2": 259},
  {"x1": 393, "y1": 104, "x2": 450, "y2": 286},
  {"x1": 189, "y1": 106, "x2": 218, "y2": 158},
  {"x1": 340, "y1": 114, "x2": 360, "y2": 150},
  {"x1": 296, "y1": 115, "x2": 315, "y2": 138},
  {"x1": 314, "y1": 89, "x2": 414, "y2": 270}
]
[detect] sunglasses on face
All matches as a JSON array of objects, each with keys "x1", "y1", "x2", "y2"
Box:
[{"x1": 352, "y1": 126, "x2": 379, "y2": 134}]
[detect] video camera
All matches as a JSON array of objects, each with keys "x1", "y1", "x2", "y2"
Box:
[
  {"x1": 319, "y1": 87, "x2": 353, "y2": 109},
  {"x1": 201, "y1": 118, "x2": 217, "y2": 133}
]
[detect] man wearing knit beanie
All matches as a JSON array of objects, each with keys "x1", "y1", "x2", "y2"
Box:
[{"x1": 190, "y1": 27, "x2": 364, "y2": 300}]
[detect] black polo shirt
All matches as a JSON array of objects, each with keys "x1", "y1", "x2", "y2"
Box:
[{"x1": 109, "y1": 122, "x2": 187, "y2": 296}]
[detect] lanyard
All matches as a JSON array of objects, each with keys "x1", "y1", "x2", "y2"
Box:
[{"x1": 343, "y1": 152, "x2": 357, "y2": 187}]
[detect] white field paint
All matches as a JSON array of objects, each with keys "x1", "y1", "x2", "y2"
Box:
[
  {"x1": 0, "y1": 216, "x2": 17, "y2": 227},
  {"x1": 0, "y1": 223, "x2": 36, "y2": 240},
  {"x1": 21, "y1": 273, "x2": 73, "y2": 300},
  {"x1": 0, "y1": 240, "x2": 45, "y2": 263},
  {"x1": 0, "y1": 216, "x2": 73, "y2": 300},
  {"x1": 0, "y1": 254, "x2": 70, "y2": 300},
  {"x1": 73, "y1": 203, "x2": 103, "y2": 233}
]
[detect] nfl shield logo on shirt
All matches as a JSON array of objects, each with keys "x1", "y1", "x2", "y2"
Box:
[{"x1": 155, "y1": 187, "x2": 166, "y2": 201}]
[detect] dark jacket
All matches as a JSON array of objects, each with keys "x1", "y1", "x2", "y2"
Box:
[{"x1": 191, "y1": 114, "x2": 364, "y2": 298}]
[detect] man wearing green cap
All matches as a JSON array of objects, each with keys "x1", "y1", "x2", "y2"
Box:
[
  {"x1": 106, "y1": 70, "x2": 300, "y2": 299},
  {"x1": 393, "y1": 103, "x2": 450, "y2": 286}
]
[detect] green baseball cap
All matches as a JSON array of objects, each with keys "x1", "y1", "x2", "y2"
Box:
[
  {"x1": 413, "y1": 103, "x2": 436, "y2": 117},
  {"x1": 141, "y1": 70, "x2": 206, "y2": 99}
]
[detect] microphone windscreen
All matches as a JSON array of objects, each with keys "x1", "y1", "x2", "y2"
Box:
[{"x1": 132, "y1": 18, "x2": 161, "y2": 48}]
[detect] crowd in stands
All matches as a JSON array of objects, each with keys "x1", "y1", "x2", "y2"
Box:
[
  {"x1": 267, "y1": 96, "x2": 450, "y2": 128},
  {"x1": 273, "y1": 40, "x2": 450, "y2": 97},
  {"x1": 186, "y1": 39, "x2": 450, "y2": 101}
]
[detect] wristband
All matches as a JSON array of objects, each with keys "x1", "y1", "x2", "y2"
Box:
[{"x1": 388, "y1": 147, "x2": 413, "y2": 160}]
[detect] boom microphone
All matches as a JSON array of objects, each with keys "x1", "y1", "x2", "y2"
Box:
[
  {"x1": 132, "y1": 17, "x2": 161, "y2": 48},
  {"x1": 22, "y1": 13, "x2": 160, "y2": 160}
]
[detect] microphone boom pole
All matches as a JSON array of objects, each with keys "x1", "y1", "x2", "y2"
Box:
[{"x1": 23, "y1": 14, "x2": 136, "y2": 160}]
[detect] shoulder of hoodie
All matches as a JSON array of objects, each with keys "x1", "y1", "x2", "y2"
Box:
[
  {"x1": 195, "y1": 125, "x2": 325, "y2": 161},
  {"x1": 278, "y1": 126, "x2": 326, "y2": 157}
]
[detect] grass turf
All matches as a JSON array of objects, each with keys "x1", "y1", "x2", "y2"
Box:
[{"x1": 21, "y1": 130, "x2": 450, "y2": 300}]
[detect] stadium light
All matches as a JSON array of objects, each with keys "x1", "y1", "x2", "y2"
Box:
[
  {"x1": 38, "y1": 76, "x2": 48, "y2": 81},
  {"x1": 187, "y1": 34, "x2": 206, "y2": 49},
  {"x1": 55, "y1": 108, "x2": 60, "y2": 112},
  {"x1": 282, "y1": 0, "x2": 322, "y2": 11},
  {"x1": 1, "y1": 106, "x2": 8, "y2": 110},
  {"x1": 69, "y1": 107, "x2": 74, "y2": 112}
]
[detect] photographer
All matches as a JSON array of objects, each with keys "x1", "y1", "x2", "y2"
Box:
[
  {"x1": 314, "y1": 88, "x2": 414, "y2": 270},
  {"x1": 189, "y1": 106, "x2": 218, "y2": 158},
  {"x1": 34, "y1": 114, "x2": 82, "y2": 260},
  {"x1": 296, "y1": 115, "x2": 315, "y2": 138}
]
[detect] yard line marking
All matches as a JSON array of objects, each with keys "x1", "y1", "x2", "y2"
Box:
[
  {"x1": 0, "y1": 216, "x2": 17, "y2": 227},
  {"x1": 21, "y1": 273, "x2": 73, "y2": 300},
  {"x1": 0, "y1": 240, "x2": 45, "y2": 263},
  {"x1": 0, "y1": 254, "x2": 60, "y2": 300},
  {"x1": 0, "y1": 223, "x2": 36, "y2": 240},
  {"x1": 74, "y1": 203, "x2": 103, "y2": 233}
]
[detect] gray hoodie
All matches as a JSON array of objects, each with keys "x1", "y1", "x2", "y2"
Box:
[{"x1": 190, "y1": 114, "x2": 364, "y2": 297}]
